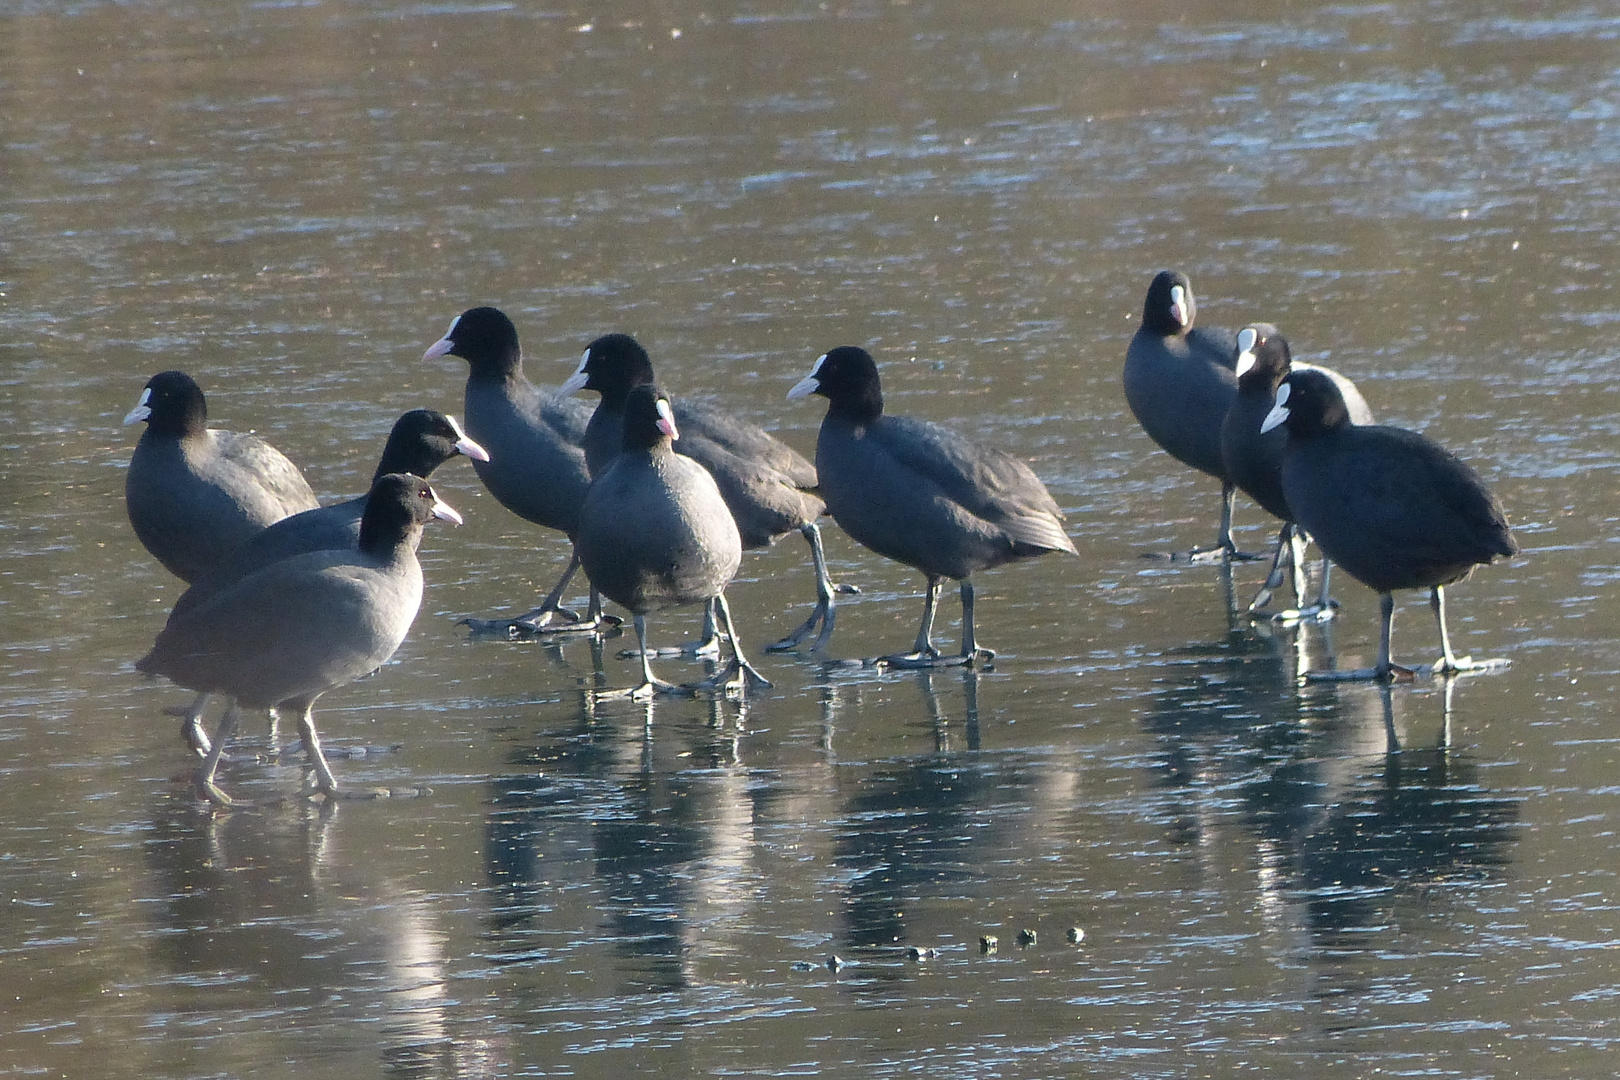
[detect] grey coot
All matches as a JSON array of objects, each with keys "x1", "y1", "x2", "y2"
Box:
[
  {"x1": 1220, "y1": 325, "x2": 1374, "y2": 620},
  {"x1": 137, "y1": 473, "x2": 462, "y2": 804},
  {"x1": 1123, "y1": 270, "x2": 1250, "y2": 560},
  {"x1": 124, "y1": 370, "x2": 320, "y2": 584},
  {"x1": 562, "y1": 333, "x2": 848, "y2": 653},
  {"x1": 162, "y1": 409, "x2": 484, "y2": 756},
  {"x1": 1261, "y1": 368, "x2": 1517, "y2": 681},
  {"x1": 423, "y1": 307, "x2": 606, "y2": 633},
  {"x1": 788, "y1": 346, "x2": 1076, "y2": 667},
  {"x1": 574, "y1": 385, "x2": 769, "y2": 700}
]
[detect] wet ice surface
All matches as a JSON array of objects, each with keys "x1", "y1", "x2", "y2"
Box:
[{"x1": 3, "y1": 0, "x2": 1619, "y2": 1076}]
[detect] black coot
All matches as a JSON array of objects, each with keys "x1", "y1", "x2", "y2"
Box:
[
  {"x1": 424, "y1": 307, "x2": 605, "y2": 633},
  {"x1": 788, "y1": 346, "x2": 1076, "y2": 667},
  {"x1": 1261, "y1": 368, "x2": 1517, "y2": 680},
  {"x1": 574, "y1": 386, "x2": 769, "y2": 700},
  {"x1": 563, "y1": 333, "x2": 848, "y2": 653},
  {"x1": 137, "y1": 474, "x2": 463, "y2": 803},
  {"x1": 1220, "y1": 324, "x2": 1373, "y2": 619},
  {"x1": 124, "y1": 370, "x2": 319, "y2": 583},
  {"x1": 1123, "y1": 270, "x2": 1248, "y2": 560}
]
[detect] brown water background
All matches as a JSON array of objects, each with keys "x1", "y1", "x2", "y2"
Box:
[{"x1": 3, "y1": 1, "x2": 1618, "y2": 1076}]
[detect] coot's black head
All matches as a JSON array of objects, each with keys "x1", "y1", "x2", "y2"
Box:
[
  {"x1": 561, "y1": 333, "x2": 656, "y2": 405},
  {"x1": 1140, "y1": 270, "x2": 1196, "y2": 336},
  {"x1": 1233, "y1": 323, "x2": 1292, "y2": 393},
  {"x1": 124, "y1": 370, "x2": 208, "y2": 438},
  {"x1": 358, "y1": 473, "x2": 463, "y2": 554},
  {"x1": 787, "y1": 346, "x2": 884, "y2": 422},
  {"x1": 621, "y1": 384, "x2": 679, "y2": 453},
  {"x1": 422, "y1": 307, "x2": 523, "y2": 377},
  {"x1": 1261, "y1": 368, "x2": 1354, "y2": 440},
  {"x1": 372, "y1": 409, "x2": 489, "y2": 485}
]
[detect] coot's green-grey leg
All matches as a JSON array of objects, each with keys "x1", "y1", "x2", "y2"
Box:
[
  {"x1": 1429, "y1": 585, "x2": 1509, "y2": 675},
  {"x1": 957, "y1": 578, "x2": 995, "y2": 664},
  {"x1": 628, "y1": 597, "x2": 724, "y2": 660},
  {"x1": 196, "y1": 704, "x2": 243, "y2": 806},
  {"x1": 767, "y1": 522, "x2": 852, "y2": 653},
  {"x1": 290, "y1": 698, "x2": 339, "y2": 798},
  {"x1": 463, "y1": 552, "x2": 621, "y2": 637},
  {"x1": 692, "y1": 592, "x2": 772, "y2": 696}
]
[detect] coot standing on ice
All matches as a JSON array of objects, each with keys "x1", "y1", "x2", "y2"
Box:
[
  {"x1": 137, "y1": 474, "x2": 462, "y2": 804},
  {"x1": 176, "y1": 408, "x2": 486, "y2": 617},
  {"x1": 574, "y1": 385, "x2": 769, "y2": 700},
  {"x1": 423, "y1": 307, "x2": 605, "y2": 633},
  {"x1": 788, "y1": 346, "x2": 1076, "y2": 667},
  {"x1": 1123, "y1": 270, "x2": 1250, "y2": 560},
  {"x1": 1261, "y1": 368, "x2": 1517, "y2": 680},
  {"x1": 1220, "y1": 324, "x2": 1373, "y2": 620},
  {"x1": 563, "y1": 332, "x2": 848, "y2": 653}
]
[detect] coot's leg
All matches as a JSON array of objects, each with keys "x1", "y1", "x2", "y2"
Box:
[
  {"x1": 1267, "y1": 528, "x2": 1337, "y2": 624},
  {"x1": 599, "y1": 615, "x2": 684, "y2": 701},
  {"x1": 957, "y1": 578, "x2": 995, "y2": 664},
  {"x1": 1429, "y1": 585, "x2": 1509, "y2": 675},
  {"x1": 1184, "y1": 483, "x2": 1264, "y2": 562},
  {"x1": 692, "y1": 592, "x2": 772, "y2": 695},
  {"x1": 1305, "y1": 592, "x2": 1415, "y2": 682},
  {"x1": 883, "y1": 576, "x2": 988, "y2": 669},
  {"x1": 180, "y1": 692, "x2": 212, "y2": 757},
  {"x1": 880, "y1": 576, "x2": 945, "y2": 667},
  {"x1": 1245, "y1": 523, "x2": 1295, "y2": 614},
  {"x1": 631, "y1": 597, "x2": 724, "y2": 659},
  {"x1": 292, "y1": 699, "x2": 339, "y2": 798},
  {"x1": 766, "y1": 522, "x2": 852, "y2": 653},
  {"x1": 195, "y1": 704, "x2": 243, "y2": 806},
  {"x1": 462, "y1": 551, "x2": 621, "y2": 636}
]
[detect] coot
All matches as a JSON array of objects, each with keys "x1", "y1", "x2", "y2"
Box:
[
  {"x1": 423, "y1": 307, "x2": 604, "y2": 633},
  {"x1": 1261, "y1": 368, "x2": 1517, "y2": 680},
  {"x1": 1221, "y1": 325, "x2": 1373, "y2": 619},
  {"x1": 124, "y1": 369, "x2": 319, "y2": 583},
  {"x1": 788, "y1": 346, "x2": 1076, "y2": 667},
  {"x1": 563, "y1": 332, "x2": 846, "y2": 653},
  {"x1": 1123, "y1": 271, "x2": 1248, "y2": 560},
  {"x1": 574, "y1": 385, "x2": 769, "y2": 699},
  {"x1": 137, "y1": 474, "x2": 462, "y2": 803}
]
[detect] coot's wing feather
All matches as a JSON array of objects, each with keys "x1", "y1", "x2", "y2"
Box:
[
  {"x1": 875, "y1": 416, "x2": 1074, "y2": 554},
  {"x1": 210, "y1": 429, "x2": 320, "y2": 516},
  {"x1": 675, "y1": 398, "x2": 818, "y2": 491}
]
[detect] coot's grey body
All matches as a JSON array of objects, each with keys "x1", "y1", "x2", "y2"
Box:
[
  {"x1": 424, "y1": 307, "x2": 603, "y2": 632},
  {"x1": 563, "y1": 333, "x2": 843, "y2": 651},
  {"x1": 1262, "y1": 368, "x2": 1517, "y2": 680},
  {"x1": 574, "y1": 386, "x2": 767, "y2": 699},
  {"x1": 137, "y1": 474, "x2": 461, "y2": 803},
  {"x1": 1122, "y1": 270, "x2": 1245, "y2": 557},
  {"x1": 124, "y1": 370, "x2": 319, "y2": 585},
  {"x1": 1220, "y1": 325, "x2": 1373, "y2": 617},
  {"x1": 788, "y1": 346, "x2": 1075, "y2": 667}
]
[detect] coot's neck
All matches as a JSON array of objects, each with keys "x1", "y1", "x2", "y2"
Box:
[
  {"x1": 596, "y1": 360, "x2": 655, "y2": 410},
  {"x1": 465, "y1": 346, "x2": 527, "y2": 386},
  {"x1": 357, "y1": 509, "x2": 421, "y2": 560},
  {"x1": 827, "y1": 383, "x2": 883, "y2": 428},
  {"x1": 372, "y1": 436, "x2": 450, "y2": 486},
  {"x1": 149, "y1": 394, "x2": 209, "y2": 441}
]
